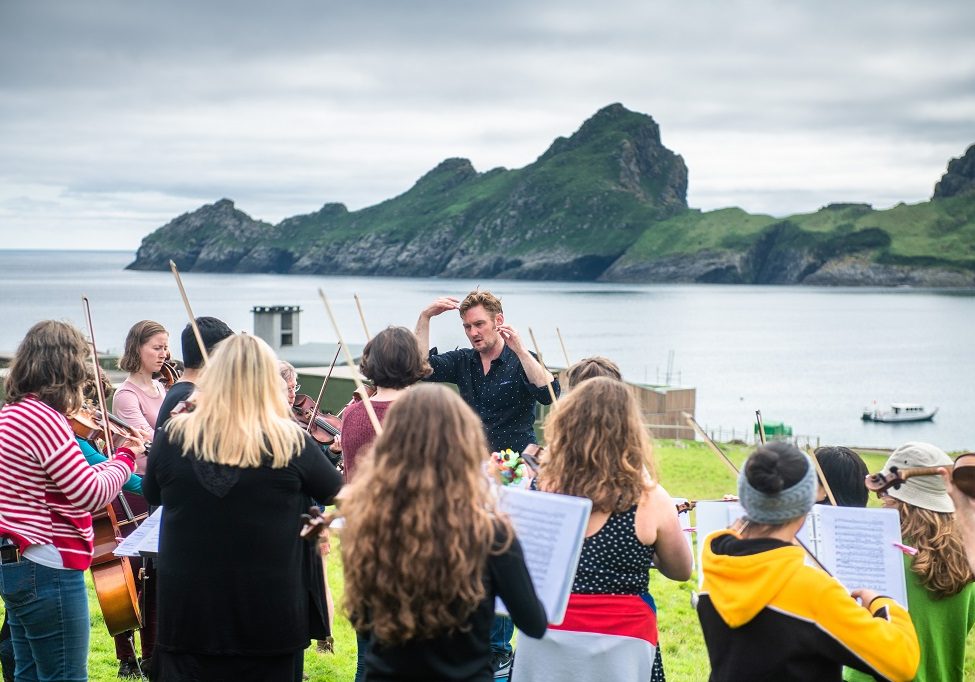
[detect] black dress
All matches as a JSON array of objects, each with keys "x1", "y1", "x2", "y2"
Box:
[{"x1": 142, "y1": 428, "x2": 343, "y2": 681}]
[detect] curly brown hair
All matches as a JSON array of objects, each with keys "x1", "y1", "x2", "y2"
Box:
[
  {"x1": 341, "y1": 384, "x2": 511, "y2": 644},
  {"x1": 888, "y1": 498, "x2": 974, "y2": 599},
  {"x1": 539, "y1": 376, "x2": 655, "y2": 513},
  {"x1": 4, "y1": 320, "x2": 90, "y2": 415},
  {"x1": 359, "y1": 326, "x2": 432, "y2": 389}
]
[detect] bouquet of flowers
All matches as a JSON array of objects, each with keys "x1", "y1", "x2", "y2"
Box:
[{"x1": 490, "y1": 448, "x2": 530, "y2": 487}]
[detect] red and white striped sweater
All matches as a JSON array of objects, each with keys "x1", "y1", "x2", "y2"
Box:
[{"x1": 0, "y1": 396, "x2": 135, "y2": 570}]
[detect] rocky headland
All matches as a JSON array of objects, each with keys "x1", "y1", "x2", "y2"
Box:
[{"x1": 128, "y1": 106, "x2": 975, "y2": 286}]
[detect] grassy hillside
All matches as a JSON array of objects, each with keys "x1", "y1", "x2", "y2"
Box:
[{"x1": 621, "y1": 195, "x2": 975, "y2": 273}]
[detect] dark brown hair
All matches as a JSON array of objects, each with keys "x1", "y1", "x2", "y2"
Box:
[
  {"x1": 118, "y1": 320, "x2": 168, "y2": 373},
  {"x1": 359, "y1": 326, "x2": 432, "y2": 389},
  {"x1": 814, "y1": 446, "x2": 869, "y2": 507},
  {"x1": 561, "y1": 356, "x2": 622, "y2": 391},
  {"x1": 459, "y1": 289, "x2": 502, "y2": 317},
  {"x1": 4, "y1": 320, "x2": 90, "y2": 414}
]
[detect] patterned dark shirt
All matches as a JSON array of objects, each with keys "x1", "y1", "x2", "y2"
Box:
[{"x1": 425, "y1": 344, "x2": 560, "y2": 452}]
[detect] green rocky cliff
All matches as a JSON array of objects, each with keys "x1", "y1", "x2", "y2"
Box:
[{"x1": 128, "y1": 105, "x2": 975, "y2": 286}]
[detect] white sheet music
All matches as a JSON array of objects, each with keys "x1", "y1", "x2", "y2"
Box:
[
  {"x1": 113, "y1": 507, "x2": 163, "y2": 558},
  {"x1": 495, "y1": 487, "x2": 592, "y2": 625},
  {"x1": 808, "y1": 505, "x2": 907, "y2": 606}
]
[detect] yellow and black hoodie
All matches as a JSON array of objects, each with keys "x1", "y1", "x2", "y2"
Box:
[{"x1": 697, "y1": 530, "x2": 919, "y2": 682}]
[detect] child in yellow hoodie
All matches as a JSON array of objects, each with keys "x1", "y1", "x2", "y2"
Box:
[{"x1": 697, "y1": 442, "x2": 919, "y2": 682}]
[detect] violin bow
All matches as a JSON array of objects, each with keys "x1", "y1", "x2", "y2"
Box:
[
  {"x1": 319, "y1": 289, "x2": 383, "y2": 435},
  {"x1": 527, "y1": 327, "x2": 558, "y2": 405},
  {"x1": 683, "y1": 412, "x2": 833, "y2": 576},
  {"x1": 82, "y1": 297, "x2": 137, "y2": 521},
  {"x1": 169, "y1": 260, "x2": 209, "y2": 364},
  {"x1": 306, "y1": 345, "x2": 342, "y2": 435},
  {"x1": 683, "y1": 412, "x2": 740, "y2": 478},
  {"x1": 81, "y1": 296, "x2": 115, "y2": 457},
  {"x1": 353, "y1": 293, "x2": 371, "y2": 341},
  {"x1": 556, "y1": 327, "x2": 571, "y2": 367},
  {"x1": 755, "y1": 410, "x2": 767, "y2": 446}
]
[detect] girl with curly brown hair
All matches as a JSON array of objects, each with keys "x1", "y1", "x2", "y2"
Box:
[
  {"x1": 341, "y1": 383, "x2": 547, "y2": 681},
  {"x1": 517, "y1": 376, "x2": 692, "y2": 682},
  {"x1": 846, "y1": 442, "x2": 975, "y2": 682}
]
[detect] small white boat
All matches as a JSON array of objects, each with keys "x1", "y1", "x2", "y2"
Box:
[{"x1": 861, "y1": 403, "x2": 938, "y2": 423}]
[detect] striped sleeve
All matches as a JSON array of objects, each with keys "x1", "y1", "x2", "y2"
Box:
[{"x1": 24, "y1": 402, "x2": 133, "y2": 512}]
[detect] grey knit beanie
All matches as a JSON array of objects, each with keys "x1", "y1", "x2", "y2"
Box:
[{"x1": 739, "y1": 453, "x2": 817, "y2": 525}]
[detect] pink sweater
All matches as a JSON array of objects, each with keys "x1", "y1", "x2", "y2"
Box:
[
  {"x1": 0, "y1": 397, "x2": 135, "y2": 570},
  {"x1": 113, "y1": 378, "x2": 167, "y2": 434}
]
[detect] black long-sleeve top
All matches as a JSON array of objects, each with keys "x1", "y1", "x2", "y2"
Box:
[
  {"x1": 362, "y1": 523, "x2": 548, "y2": 681},
  {"x1": 143, "y1": 428, "x2": 343, "y2": 656}
]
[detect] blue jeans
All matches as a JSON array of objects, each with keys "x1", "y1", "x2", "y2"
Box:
[
  {"x1": 490, "y1": 614, "x2": 513, "y2": 655},
  {"x1": 0, "y1": 559, "x2": 89, "y2": 682}
]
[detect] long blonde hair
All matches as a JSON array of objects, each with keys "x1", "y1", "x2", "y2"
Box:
[
  {"x1": 341, "y1": 384, "x2": 509, "y2": 644},
  {"x1": 539, "y1": 376, "x2": 655, "y2": 513},
  {"x1": 889, "y1": 499, "x2": 974, "y2": 599},
  {"x1": 166, "y1": 334, "x2": 305, "y2": 468}
]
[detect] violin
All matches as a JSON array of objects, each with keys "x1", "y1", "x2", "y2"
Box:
[
  {"x1": 292, "y1": 393, "x2": 343, "y2": 450},
  {"x1": 676, "y1": 500, "x2": 697, "y2": 515},
  {"x1": 156, "y1": 359, "x2": 182, "y2": 390},
  {"x1": 866, "y1": 453, "x2": 975, "y2": 498},
  {"x1": 521, "y1": 444, "x2": 544, "y2": 473},
  {"x1": 70, "y1": 404, "x2": 147, "y2": 456},
  {"x1": 351, "y1": 384, "x2": 378, "y2": 402}
]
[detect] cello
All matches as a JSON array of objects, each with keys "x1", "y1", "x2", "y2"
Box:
[{"x1": 80, "y1": 296, "x2": 144, "y2": 636}]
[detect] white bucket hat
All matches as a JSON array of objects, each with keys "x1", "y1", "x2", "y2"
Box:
[{"x1": 883, "y1": 442, "x2": 954, "y2": 513}]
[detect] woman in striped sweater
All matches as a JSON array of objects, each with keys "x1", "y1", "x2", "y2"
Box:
[{"x1": 0, "y1": 320, "x2": 142, "y2": 681}]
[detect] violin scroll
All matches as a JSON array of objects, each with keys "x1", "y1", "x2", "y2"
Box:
[{"x1": 866, "y1": 455, "x2": 975, "y2": 499}]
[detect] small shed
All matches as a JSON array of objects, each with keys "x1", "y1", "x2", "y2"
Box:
[{"x1": 252, "y1": 305, "x2": 301, "y2": 350}]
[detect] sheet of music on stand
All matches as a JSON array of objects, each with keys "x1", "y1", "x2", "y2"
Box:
[
  {"x1": 494, "y1": 487, "x2": 592, "y2": 626},
  {"x1": 113, "y1": 507, "x2": 163, "y2": 559},
  {"x1": 694, "y1": 501, "x2": 908, "y2": 607}
]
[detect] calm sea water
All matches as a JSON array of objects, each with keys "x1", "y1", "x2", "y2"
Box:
[{"x1": 2, "y1": 249, "x2": 973, "y2": 450}]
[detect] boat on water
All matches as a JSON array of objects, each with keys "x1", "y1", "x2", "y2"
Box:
[{"x1": 861, "y1": 403, "x2": 938, "y2": 423}]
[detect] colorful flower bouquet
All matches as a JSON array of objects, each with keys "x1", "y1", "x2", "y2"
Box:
[{"x1": 490, "y1": 448, "x2": 530, "y2": 487}]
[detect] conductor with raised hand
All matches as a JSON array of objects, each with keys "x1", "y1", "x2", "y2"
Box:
[
  {"x1": 415, "y1": 290, "x2": 559, "y2": 454},
  {"x1": 415, "y1": 289, "x2": 559, "y2": 679}
]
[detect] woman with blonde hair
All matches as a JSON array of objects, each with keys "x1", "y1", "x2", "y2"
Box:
[
  {"x1": 0, "y1": 321, "x2": 139, "y2": 680},
  {"x1": 143, "y1": 333, "x2": 343, "y2": 681},
  {"x1": 846, "y1": 442, "x2": 975, "y2": 682},
  {"x1": 518, "y1": 376, "x2": 692, "y2": 682},
  {"x1": 341, "y1": 383, "x2": 546, "y2": 681}
]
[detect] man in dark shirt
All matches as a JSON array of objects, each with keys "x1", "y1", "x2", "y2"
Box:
[
  {"x1": 415, "y1": 289, "x2": 559, "y2": 678},
  {"x1": 155, "y1": 316, "x2": 233, "y2": 427}
]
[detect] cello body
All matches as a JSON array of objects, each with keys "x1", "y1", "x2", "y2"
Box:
[{"x1": 90, "y1": 503, "x2": 142, "y2": 635}]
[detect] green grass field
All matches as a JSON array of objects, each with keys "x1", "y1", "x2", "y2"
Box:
[{"x1": 2, "y1": 440, "x2": 973, "y2": 681}]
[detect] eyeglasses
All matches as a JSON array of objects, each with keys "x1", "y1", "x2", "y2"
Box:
[{"x1": 293, "y1": 383, "x2": 301, "y2": 393}]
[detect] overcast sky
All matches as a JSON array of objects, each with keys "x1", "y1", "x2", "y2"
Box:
[{"x1": 1, "y1": 0, "x2": 973, "y2": 250}]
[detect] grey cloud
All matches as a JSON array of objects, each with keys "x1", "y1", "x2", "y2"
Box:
[{"x1": 1, "y1": 0, "x2": 973, "y2": 247}]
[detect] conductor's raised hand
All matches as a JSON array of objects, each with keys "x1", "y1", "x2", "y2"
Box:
[
  {"x1": 421, "y1": 297, "x2": 461, "y2": 319},
  {"x1": 495, "y1": 324, "x2": 526, "y2": 354}
]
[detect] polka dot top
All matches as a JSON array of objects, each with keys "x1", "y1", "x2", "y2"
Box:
[{"x1": 572, "y1": 506, "x2": 656, "y2": 594}]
